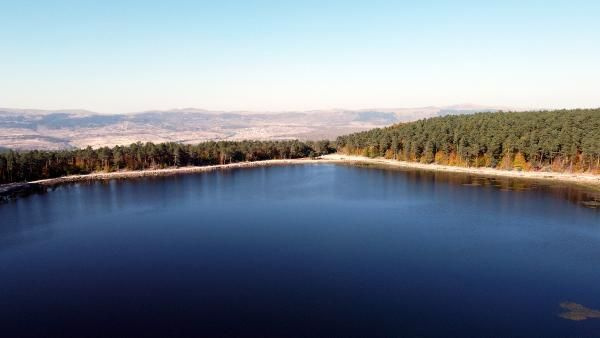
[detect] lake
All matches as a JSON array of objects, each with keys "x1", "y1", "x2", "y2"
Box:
[{"x1": 1, "y1": 164, "x2": 600, "y2": 337}]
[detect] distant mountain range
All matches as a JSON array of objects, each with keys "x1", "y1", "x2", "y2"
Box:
[{"x1": 0, "y1": 104, "x2": 510, "y2": 150}]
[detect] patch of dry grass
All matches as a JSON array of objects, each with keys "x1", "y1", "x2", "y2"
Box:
[{"x1": 559, "y1": 302, "x2": 600, "y2": 321}]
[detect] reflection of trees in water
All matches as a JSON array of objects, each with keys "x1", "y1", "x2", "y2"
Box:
[
  {"x1": 452, "y1": 174, "x2": 600, "y2": 210},
  {"x1": 358, "y1": 163, "x2": 600, "y2": 210}
]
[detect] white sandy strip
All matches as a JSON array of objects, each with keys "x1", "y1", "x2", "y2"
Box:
[
  {"x1": 321, "y1": 154, "x2": 600, "y2": 188},
  {"x1": 28, "y1": 154, "x2": 600, "y2": 188},
  {"x1": 30, "y1": 158, "x2": 334, "y2": 185}
]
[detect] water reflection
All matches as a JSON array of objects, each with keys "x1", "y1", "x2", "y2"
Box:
[
  {"x1": 1, "y1": 164, "x2": 599, "y2": 249},
  {"x1": 346, "y1": 163, "x2": 600, "y2": 210},
  {"x1": 0, "y1": 164, "x2": 599, "y2": 336}
]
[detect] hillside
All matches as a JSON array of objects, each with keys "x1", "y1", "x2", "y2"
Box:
[
  {"x1": 336, "y1": 109, "x2": 600, "y2": 173},
  {"x1": 0, "y1": 105, "x2": 503, "y2": 150}
]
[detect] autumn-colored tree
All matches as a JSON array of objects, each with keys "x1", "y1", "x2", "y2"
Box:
[{"x1": 336, "y1": 109, "x2": 600, "y2": 173}]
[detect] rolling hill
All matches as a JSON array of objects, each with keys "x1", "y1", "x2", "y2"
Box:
[{"x1": 0, "y1": 105, "x2": 506, "y2": 150}]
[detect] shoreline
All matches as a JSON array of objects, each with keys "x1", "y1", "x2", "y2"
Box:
[
  {"x1": 2, "y1": 154, "x2": 600, "y2": 200},
  {"x1": 30, "y1": 158, "x2": 335, "y2": 186},
  {"x1": 321, "y1": 154, "x2": 600, "y2": 189}
]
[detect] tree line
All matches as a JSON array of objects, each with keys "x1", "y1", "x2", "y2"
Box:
[
  {"x1": 1, "y1": 108, "x2": 599, "y2": 184},
  {"x1": 336, "y1": 108, "x2": 600, "y2": 172},
  {"x1": 0, "y1": 140, "x2": 334, "y2": 184}
]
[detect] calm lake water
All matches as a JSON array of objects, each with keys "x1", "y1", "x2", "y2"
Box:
[{"x1": 1, "y1": 164, "x2": 600, "y2": 337}]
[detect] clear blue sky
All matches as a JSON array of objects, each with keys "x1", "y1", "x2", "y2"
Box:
[{"x1": 1, "y1": 0, "x2": 599, "y2": 113}]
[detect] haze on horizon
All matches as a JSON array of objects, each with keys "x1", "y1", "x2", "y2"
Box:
[{"x1": 1, "y1": 0, "x2": 599, "y2": 114}]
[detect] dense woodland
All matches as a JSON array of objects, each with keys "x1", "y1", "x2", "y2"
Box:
[
  {"x1": 337, "y1": 109, "x2": 600, "y2": 173},
  {"x1": 0, "y1": 140, "x2": 334, "y2": 184},
  {"x1": 1, "y1": 109, "x2": 600, "y2": 184}
]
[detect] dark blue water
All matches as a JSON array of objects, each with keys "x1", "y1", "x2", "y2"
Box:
[{"x1": 1, "y1": 164, "x2": 600, "y2": 337}]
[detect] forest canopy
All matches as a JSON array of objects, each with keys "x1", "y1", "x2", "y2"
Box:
[
  {"x1": 0, "y1": 140, "x2": 334, "y2": 184},
  {"x1": 336, "y1": 109, "x2": 600, "y2": 172},
  {"x1": 1, "y1": 109, "x2": 599, "y2": 185}
]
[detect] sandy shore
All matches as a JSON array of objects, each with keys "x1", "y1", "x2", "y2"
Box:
[
  {"x1": 30, "y1": 158, "x2": 336, "y2": 186},
  {"x1": 4, "y1": 153, "x2": 599, "y2": 190},
  {"x1": 321, "y1": 154, "x2": 600, "y2": 188}
]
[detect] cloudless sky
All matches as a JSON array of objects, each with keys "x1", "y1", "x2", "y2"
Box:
[{"x1": 1, "y1": 0, "x2": 599, "y2": 113}]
